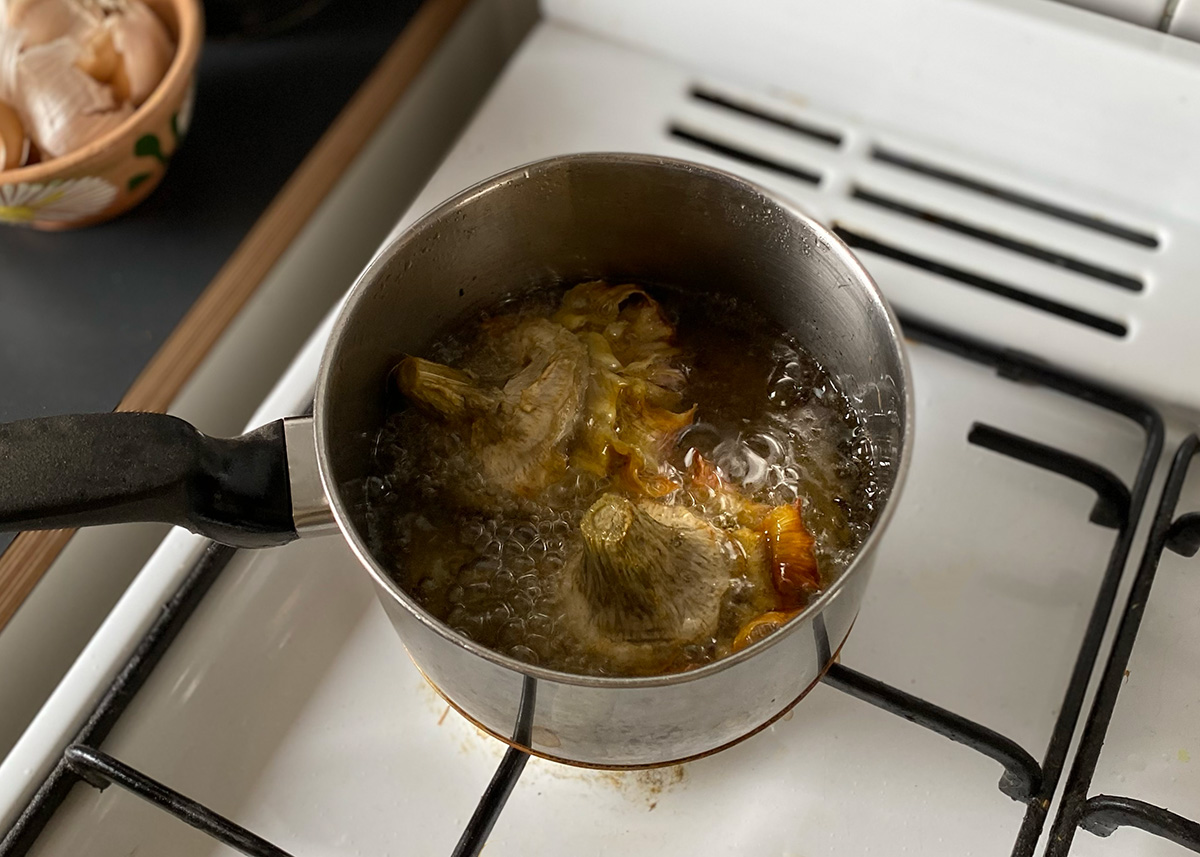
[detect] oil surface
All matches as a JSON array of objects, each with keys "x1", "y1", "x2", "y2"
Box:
[{"x1": 366, "y1": 284, "x2": 880, "y2": 676}]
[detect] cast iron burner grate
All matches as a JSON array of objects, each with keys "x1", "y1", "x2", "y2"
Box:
[
  {"x1": 1, "y1": 315, "x2": 1188, "y2": 857},
  {"x1": 1045, "y1": 435, "x2": 1200, "y2": 855}
]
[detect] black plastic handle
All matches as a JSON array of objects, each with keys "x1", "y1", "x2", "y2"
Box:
[{"x1": 0, "y1": 413, "x2": 298, "y2": 548}]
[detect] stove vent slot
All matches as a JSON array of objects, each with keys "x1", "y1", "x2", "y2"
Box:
[
  {"x1": 834, "y1": 225, "x2": 1128, "y2": 338},
  {"x1": 851, "y1": 186, "x2": 1143, "y2": 292},
  {"x1": 668, "y1": 125, "x2": 821, "y2": 184},
  {"x1": 871, "y1": 146, "x2": 1159, "y2": 249},
  {"x1": 689, "y1": 86, "x2": 843, "y2": 147}
]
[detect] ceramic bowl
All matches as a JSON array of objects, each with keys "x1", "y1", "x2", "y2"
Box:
[{"x1": 0, "y1": 0, "x2": 203, "y2": 230}]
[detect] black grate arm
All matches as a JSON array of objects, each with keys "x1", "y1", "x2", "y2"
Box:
[
  {"x1": 64, "y1": 745, "x2": 292, "y2": 857},
  {"x1": 822, "y1": 664, "x2": 1041, "y2": 803},
  {"x1": 1045, "y1": 435, "x2": 1200, "y2": 855},
  {"x1": 968, "y1": 423, "x2": 1130, "y2": 528},
  {"x1": 1080, "y1": 795, "x2": 1200, "y2": 852},
  {"x1": 450, "y1": 676, "x2": 536, "y2": 857}
]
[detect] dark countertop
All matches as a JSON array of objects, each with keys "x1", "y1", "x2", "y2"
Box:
[{"x1": 0, "y1": 0, "x2": 422, "y2": 552}]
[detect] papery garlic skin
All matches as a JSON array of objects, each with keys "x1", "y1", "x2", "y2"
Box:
[
  {"x1": 3, "y1": 0, "x2": 97, "y2": 48},
  {"x1": 0, "y1": 31, "x2": 131, "y2": 159},
  {"x1": 0, "y1": 98, "x2": 27, "y2": 168},
  {"x1": 0, "y1": 98, "x2": 26, "y2": 166},
  {"x1": 104, "y1": 0, "x2": 171, "y2": 107}
]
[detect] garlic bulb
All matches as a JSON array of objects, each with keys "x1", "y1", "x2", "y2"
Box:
[
  {"x1": 4, "y1": 0, "x2": 96, "y2": 47},
  {"x1": 0, "y1": 29, "x2": 131, "y2": 159},
  {"x1": 0, "y1": 0, "x2": 175, "y2": 163},
  {"x1": 102, "y1": 0, "x2": 171, "y2": 107},
  {"x1": 0, "y1": 98, "x2": 27, "y2": 168}
]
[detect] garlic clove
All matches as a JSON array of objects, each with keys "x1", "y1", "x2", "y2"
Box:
[
  {"x1": 74, "y1": 23, "x2": 118, "y2": 81},
  {"x1": 107, "y1": 46, "x2": 128, "y2": 101},
  {"x1": 0, "y1": 29, "x2": 18, "y2": 107},
  {"x1": 0, "y1": 99, "x2": 28, "y2": 169},
  {"x1": 5, "y1": 0, "x2": 99, "y2": 48},
  {"x1": 105, "y1": 0, "x2": 171, "y2": 107},
  {"x1": 7, "y1": 36, "x2": 132, "y2": 159}
]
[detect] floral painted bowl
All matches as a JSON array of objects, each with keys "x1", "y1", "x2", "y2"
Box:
[{"x1": 0, "y1": 0, "x2": 203, "y2": 229}]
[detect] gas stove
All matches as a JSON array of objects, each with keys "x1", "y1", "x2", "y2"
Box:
[{"x1": 3, "y1": 1, "x2": 1200, "y2": 855}]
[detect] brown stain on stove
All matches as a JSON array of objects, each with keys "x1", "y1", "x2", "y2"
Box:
[
  {"x1": 597, "y1": 764, "x2": 687, "y2": 796},
  {"x1": 534, "y1": 759, "x2": 690, "y2": 808},
  {"x1": 414, "y1": 678, "x2": 503, "y2": 758},
  {"x1": 413, "y1": 673, "x2": 690, "y2": 804},
  {"x1": 774, "y1": 88, "x2": 810, "y2": 108},
  {"x1": 407, "y1": 629, "x2": 853, "y2": 808}
]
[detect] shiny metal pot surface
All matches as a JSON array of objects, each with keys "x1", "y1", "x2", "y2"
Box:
[
  {"x1": 313, "y1": 154, "x2": 912, "y2": 766},
  {"x1": 0, "y1": 154, "x2": 911, "y2": 768}
]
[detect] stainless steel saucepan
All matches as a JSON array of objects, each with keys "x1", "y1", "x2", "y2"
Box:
[{"x1": 0, "y1": 154, "x2": 912, "y2": 767}]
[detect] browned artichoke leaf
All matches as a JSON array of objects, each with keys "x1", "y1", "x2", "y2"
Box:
[
  {"x1": 619, "y1": 354, "x2": 685, "y2": 408},
  {"x1": 570, "y1": 333, "x2": 624, "y2": 477},
  {"x1": 565, "y1": 297, "x2": 694, "y2": 497},
  {"x1": 609, "y1": 381, "x2": 695, "y2": 497},
  {"x1": 553, "y1": 280, "x2": 646, "y2": 333},
  {"x1": 608, "y1": 297, "x2": 680, "y2": 368}
]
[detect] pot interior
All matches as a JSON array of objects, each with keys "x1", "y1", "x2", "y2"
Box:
[{"x1": 316, "y1": 153, "x2": 909, "y2": 659}]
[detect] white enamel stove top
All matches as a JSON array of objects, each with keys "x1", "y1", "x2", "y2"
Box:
[{"x1": 3, "y1": 2, "x2": 1200, "y2": 855}]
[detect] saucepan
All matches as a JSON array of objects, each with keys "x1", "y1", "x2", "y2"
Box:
[{"x1": 0, "y1": 154, "x2": 912, "y2": 767}]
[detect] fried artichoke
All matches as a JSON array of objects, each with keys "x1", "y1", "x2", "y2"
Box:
[
  {"x1": 393, "y1": 283, "x2": 694, "y2": 506},
  {"x1": 395, "y1": 316, "x2": 588, "y2": 502}
]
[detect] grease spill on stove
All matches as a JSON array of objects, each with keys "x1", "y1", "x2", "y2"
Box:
[{"x1": 412, "y1": 677, "x2": 690, "y2": 805}]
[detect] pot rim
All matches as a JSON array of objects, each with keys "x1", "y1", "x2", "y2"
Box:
[{"x1": 315, "y1": 152, "x2": 915, "y2": 690}]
